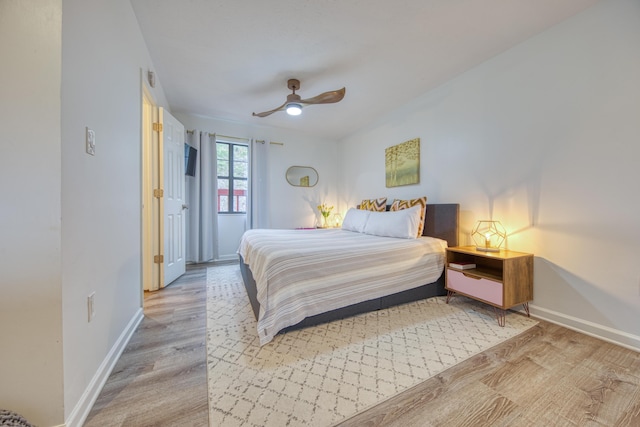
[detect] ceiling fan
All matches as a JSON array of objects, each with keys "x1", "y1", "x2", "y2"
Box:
[{"x1": 252, "y1": 79, "x2": 346, "y2": 118}]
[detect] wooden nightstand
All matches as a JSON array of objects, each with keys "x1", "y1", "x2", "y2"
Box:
[{"x1": 445, "y1": 246, "x2": 533, "y2": 326}]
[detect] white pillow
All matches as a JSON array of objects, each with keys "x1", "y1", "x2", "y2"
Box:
[
  {"x1": 362, "y1": 204, "x2": 422, "y2": 239},
  {"x1": 341, "y1": 208, "x2": 370, "y2": 233}
]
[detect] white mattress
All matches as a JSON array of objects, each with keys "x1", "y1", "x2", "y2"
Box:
[{"x1": 238, "y1": 228, "x2": 447, "y2": 345}]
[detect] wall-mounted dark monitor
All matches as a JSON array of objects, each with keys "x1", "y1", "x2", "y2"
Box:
[{"x1": 185, "y1": 144, "x2": 197, "y2": 176}]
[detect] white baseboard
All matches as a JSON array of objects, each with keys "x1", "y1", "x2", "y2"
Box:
[
  {"x1": 526, "y1": 304, "x2": 640, "y2": 353},
  {"x1": 65, "y1": 308, "x2": 144, "y2": 427}
]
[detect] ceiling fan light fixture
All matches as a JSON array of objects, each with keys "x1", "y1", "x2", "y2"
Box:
[
  {"x1": 286, "y1": 103, "x2": 302, "y2": 116},
  {"x1": 252, "y1": 79, "x2": 344, "y2": 118}
]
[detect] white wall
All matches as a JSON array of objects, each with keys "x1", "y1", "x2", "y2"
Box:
[
  {"x1": 60, "y1": 0, "x2": 170, "y2": 424},
  {"x1": 1, "y1": 2, "x2": 170, "y2": 423},
  {"x1": 340, "y1": 0, "x2": 640, "y2": 350},
  {"x1": 175, "y1": 113, "x2": 340, "y2": 260},
  {"x1": 0, "y1": 1, "x2": 64, "y2": 425}
]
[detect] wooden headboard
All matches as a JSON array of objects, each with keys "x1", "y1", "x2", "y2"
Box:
[{"x1": 422, "y1": 203, "x2": 459, "y2": 247}]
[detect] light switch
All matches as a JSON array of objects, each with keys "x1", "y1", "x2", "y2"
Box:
[{"x1": 86, "y1": 127, "x2": 96, "y2": 155}]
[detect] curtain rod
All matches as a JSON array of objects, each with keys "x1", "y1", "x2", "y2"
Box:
[
  {"x1": 186, "y1": 130, "x2": 282, "y2": 145},
  {"x1": 217, "y1": 134, "x2": 250, "y2": 142},
  {"x1": 254, "y1": 140, "x2": 284, "y2": 146},
  {"x1": 185, "y1": 130, "x2": 250, "y2": 142}
]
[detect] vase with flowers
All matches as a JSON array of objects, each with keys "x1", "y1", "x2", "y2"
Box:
[{"x1": 317, "y1": 203, "x2": 334, "y2": 228}]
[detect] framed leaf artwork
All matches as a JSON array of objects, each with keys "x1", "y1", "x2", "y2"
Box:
[{"x1": 385, "y1": 138, "x2": 420, "y2": 187}]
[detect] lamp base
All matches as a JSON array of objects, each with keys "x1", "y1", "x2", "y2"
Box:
[{"x1": 475, "y1": 246, "x2": 500, "y2": 252}]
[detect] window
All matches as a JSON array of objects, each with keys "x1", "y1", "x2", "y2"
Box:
[{"x1": 217, "y1": 141, "x2": 248, "y2": 213}]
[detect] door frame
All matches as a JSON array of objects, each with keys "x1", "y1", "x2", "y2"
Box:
[{"x1": 141, "y1": 79, "x2": 163, "y2": 294}]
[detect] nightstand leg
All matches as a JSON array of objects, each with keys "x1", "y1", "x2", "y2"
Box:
[
  {"x1": 446, "y1": 290, "x2": 454, "y2": 304},
  {"x1": 523, "y1": 302, "x2": 530, "y2": 317},
  {"x1": 492, "y1": 307, "x2": 506, "y2": 327}
]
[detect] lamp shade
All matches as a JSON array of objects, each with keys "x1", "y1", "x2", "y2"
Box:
[
  {"x1": 332, "y1": 213, "x2": 343, "y2": 228},
  {"x1": 286, "y1": 103, "x2": 302, "y2": 116},
  {"x1": 471, "y1": 220, "x2": 506, "y2": 252}
]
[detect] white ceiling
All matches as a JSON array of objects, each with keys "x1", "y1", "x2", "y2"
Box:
[{"x1": 130, "y1": 0, "x2": 598, "y2": 140}]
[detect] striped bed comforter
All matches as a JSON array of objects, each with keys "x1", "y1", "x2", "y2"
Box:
[{"x1": 238, "y1": 228, "x2": 447, "y2": 345}]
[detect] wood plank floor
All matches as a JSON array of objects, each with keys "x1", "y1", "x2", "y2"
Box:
[
  {"x1": 85, "y1": 263, "x2": 640, "y2": 427},
  {"x1": 84, "y1": 264, "x2": 209, "y2": 427}
]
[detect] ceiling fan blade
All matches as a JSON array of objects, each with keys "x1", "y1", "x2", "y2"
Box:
[
  {"x1": 252, "y1": 101, "x2": 287, "y2": 118},
  {"x1": 300, "y1": 87, "x2": 346, "y2": 105}
]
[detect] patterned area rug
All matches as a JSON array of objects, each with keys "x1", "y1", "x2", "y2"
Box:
[{"x1": 206, "y1": 264, "x2": 537, "y2": 427}]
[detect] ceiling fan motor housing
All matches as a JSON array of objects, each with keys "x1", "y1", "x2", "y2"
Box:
[{"x1": 287, "y1": 79, "x2": 300, "y2": 91}]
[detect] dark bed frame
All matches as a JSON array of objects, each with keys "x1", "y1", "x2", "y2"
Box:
[{"x1": 239, "y1": 203, "x2": 460, "y2": 332}]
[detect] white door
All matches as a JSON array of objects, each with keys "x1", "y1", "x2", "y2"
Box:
[{"x1": 161, "y1": 108, "x2": 186, "y2": 285}]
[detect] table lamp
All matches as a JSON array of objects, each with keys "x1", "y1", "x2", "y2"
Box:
[{"x1": 471, "y1": 220, "x2": 505, "y2": 252}]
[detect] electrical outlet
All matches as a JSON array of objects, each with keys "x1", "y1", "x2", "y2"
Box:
[
  {"x1": 86, "y1": 127, "x2": 96, "y2": 156},
  {"x1": 88, "y1": 292, "x2": 95, "y2": 322}
]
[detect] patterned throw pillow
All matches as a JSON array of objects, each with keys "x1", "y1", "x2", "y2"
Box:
[
  {"x1": 390, "y1": 196, "x2": 427, "y2": 237},
  {"x1": 359, "y1": 197, "x2": 387, "y2": 212}
]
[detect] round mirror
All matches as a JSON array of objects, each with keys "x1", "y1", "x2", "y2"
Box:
[{"x1": 286, "y1": 166, "x2": 318, "y2": 187}]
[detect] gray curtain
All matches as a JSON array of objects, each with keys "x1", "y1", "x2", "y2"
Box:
[
  {"x1": 186, "y1": 130, "x2": 218, "y2": 262},
  {"x1": 247, "y1": 138, "x2": 270, "y2": 229}
]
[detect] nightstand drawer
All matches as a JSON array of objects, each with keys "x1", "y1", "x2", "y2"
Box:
[{"x1": 447, "y1": 269, "x2": 503, "y2": 306}]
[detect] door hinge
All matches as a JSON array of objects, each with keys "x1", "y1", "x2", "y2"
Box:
[
  {"x1": 153, "y1": 188, "x2": 164, "y2": 198},
  {"x1": 153, "y1": 122, "x2": 163, "y2": 132},
  {"x1": 154, "y1": 254, "x2": 164, "y2": 264}
]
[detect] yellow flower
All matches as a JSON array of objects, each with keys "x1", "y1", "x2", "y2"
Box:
[{"x1": 317, "y1": 203, "x2": 333, "y2": 218}]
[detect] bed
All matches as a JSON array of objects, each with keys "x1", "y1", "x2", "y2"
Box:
[{"x1": 238, "y1": 203, "x2": 459, "y2": 345}]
